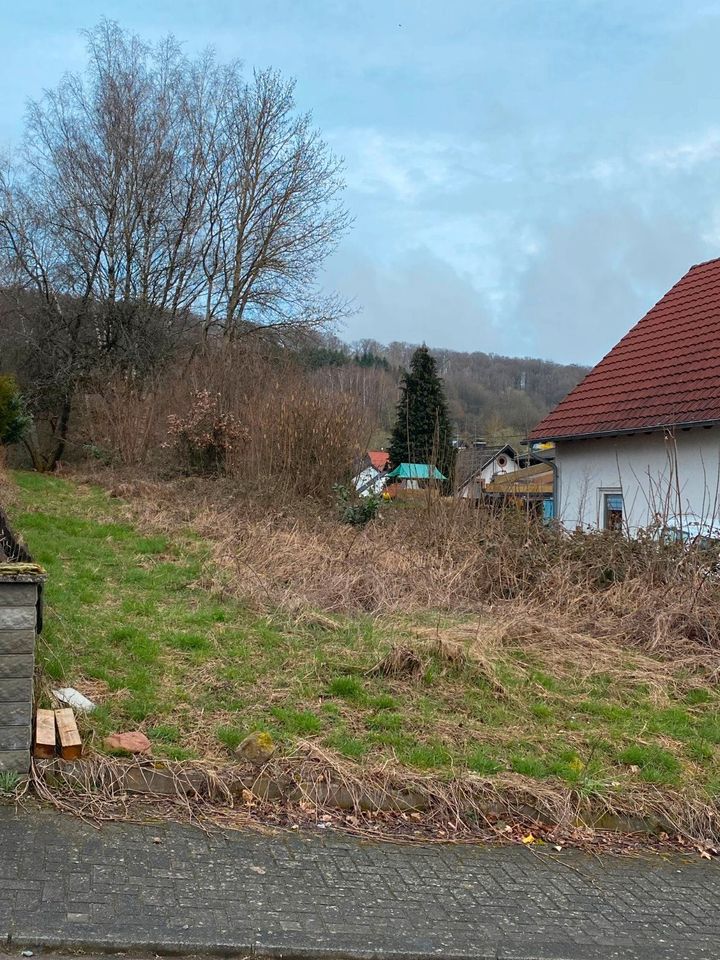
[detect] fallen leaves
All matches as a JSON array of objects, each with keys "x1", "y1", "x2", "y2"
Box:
[{"x1": 698, "y1": 844, "x2": 718, "y2": 860}]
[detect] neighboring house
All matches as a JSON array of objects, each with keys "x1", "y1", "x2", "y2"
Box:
[
  {"x1": 353, "y1": 450, "x2": 389, "y2": 497},
  {"x1": 456, "y1": 443, "x2": 519, "y2": 500},
  {"x1": 484, "y1": 462, "x2": 555, "y2": 521},
  {"x1": 528, "y1": 257, "x2": 720, "y2": 533},
  {"x1": 386, "y1": 463, "x2": 446, "y2": 490}
]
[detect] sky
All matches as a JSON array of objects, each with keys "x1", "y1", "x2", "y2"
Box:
[{"x1": 1, "y1": 1, "x2": 720, "y2": 365}]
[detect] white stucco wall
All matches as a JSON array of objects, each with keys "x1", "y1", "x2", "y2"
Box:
[
  {"x1": 556, "y1": 428, "x2": 720, "y2": 532},
  {"x1": 353, "y1": 466, "x2": 385, "y2": 496},
  {"x1": 459, "y1": 452, "x2": 518, "y2": 499},
  {"x1": 479, "y1": 454, "x2": 518, "y2": 485}
]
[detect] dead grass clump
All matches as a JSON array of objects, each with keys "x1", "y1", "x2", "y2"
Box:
[
  {"x1": 429, "y1": 636, "x2": 467, "y2": 667},
  {"x1": 29, "y1": 745, "x2": 720, "y2": 851},
  {"x1": 368, "y1": 645, "x2": 424, "y2": 679},
  {"x1": 107, "y1": 479, "x2": 167, "y2": 501},
  {"x1": 619, "y1": 607, "x2": 720, "y2": 653}
]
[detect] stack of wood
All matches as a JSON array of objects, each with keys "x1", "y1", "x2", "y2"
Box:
[{"x1": 33, "y1": 708, "x2": 82, "y2": 761}]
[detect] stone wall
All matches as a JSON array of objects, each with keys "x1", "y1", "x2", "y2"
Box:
[{"x1": 0, "y1": 578, "x2": 41, "y2": 773}]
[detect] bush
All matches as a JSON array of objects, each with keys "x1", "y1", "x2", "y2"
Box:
[
  {"x1": 0, "y1": 375, "x2": 29, "y2": 445},
  {"x1": 167, "y1": 390, "x2": 246, "y2": 475},
  {"x1": 334, "y1": 483, "x2": 382, "y2": 526}
]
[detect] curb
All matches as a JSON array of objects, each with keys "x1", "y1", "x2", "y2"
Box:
[
  {"x1": 34, "y1": 757, "x2": 688, "y2": 841},
  {"x1": 6, "y1": 932, "x2": 720, "y2": 960}
]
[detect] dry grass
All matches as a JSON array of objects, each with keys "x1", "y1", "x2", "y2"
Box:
[
  {"x1": 25, "y1": 744, "x2": 720, "y2": 851},
  {"x1": 11, "y1": 468, "x2": 720, "y2": 848},
  {"x1": 106, "y1": 473, "x2": 720, "y2": 662}
]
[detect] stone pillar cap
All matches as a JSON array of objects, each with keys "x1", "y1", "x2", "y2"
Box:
[{"x1": 0, "y1": 563, "x2": 47, "y2": 582}]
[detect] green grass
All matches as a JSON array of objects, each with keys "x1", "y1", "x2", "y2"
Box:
[
  {"x1": 10, "y1": 471, "x2": 720, "y2": 797},
  {"x1": 618, "y1": 744, "x2": 683, "y2": 784}
]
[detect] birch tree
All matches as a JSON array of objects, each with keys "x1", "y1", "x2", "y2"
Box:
[{"x1": 0, "y1": 20, "x2": 348, "y2": 468}]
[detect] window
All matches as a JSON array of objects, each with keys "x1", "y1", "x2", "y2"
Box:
[{"x1": 603, "y1": 492, "x2": 624, "y2": 531}]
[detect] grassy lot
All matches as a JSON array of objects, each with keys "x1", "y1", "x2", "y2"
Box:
[{"x1": 10, "y1": 471, "x2": 720, "y2": 799}]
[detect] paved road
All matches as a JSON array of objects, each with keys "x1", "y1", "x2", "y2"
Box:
[{"x1": 0, "y1": 806, "x2": 719, "y2": 960}]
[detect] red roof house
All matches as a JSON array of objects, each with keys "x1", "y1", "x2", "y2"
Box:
[
  {"x1": 529, "y1": 258, "x2": 720, "y2": 442},
  {"x1": 352, "y1": 450, "x2": 390, "y2": 497},
  {"x1": 531, "y1": 258, "x2": 720, "y2": 532},
  {"x1": 368, "y1": 450, "x2": 390, "y2": 472}
]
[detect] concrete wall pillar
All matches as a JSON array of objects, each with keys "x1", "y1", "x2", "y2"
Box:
[{"x1": 0, "y1": 574, "x2": 44, "y2": 773}]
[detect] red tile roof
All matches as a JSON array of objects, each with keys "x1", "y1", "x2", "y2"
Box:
[
  {"x1": 368, "y1": 450, "x2": 390, "y2": 471},
  {"x1": 528, "y1": 257, "x2": 720, "y2": 441}
]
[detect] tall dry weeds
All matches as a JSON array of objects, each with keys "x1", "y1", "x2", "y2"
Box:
[
  {"x1": 79, "y1": 342, "x2": 371, "y2": 495},
  {"x1": 98, "y1": 474, "x2": 720, "y2": 670}
]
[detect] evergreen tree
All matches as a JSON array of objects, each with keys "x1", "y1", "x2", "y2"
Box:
[
  {"x1": 388, "y1": 346, "x2": 455, "y2": 480},
  {"x1": 0, "y1": 376, "x2": 29, "y2": 446}
]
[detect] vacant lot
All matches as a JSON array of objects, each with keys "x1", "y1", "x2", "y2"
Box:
[{"x1": 9, "y1": 470, "x2": 720, "y2": 816}]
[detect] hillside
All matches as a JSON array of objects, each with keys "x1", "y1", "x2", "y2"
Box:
[{"x1": 303, "y1": 336, "x2": 589, "y2": 444}]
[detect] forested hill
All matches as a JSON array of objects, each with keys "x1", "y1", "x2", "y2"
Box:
[{"x1": 300, "y1": 336, "x2": 589, "y2": 443}]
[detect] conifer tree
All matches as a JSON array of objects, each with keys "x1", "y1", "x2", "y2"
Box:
[{"x1": 388, "y1": 345, "x2": 455, "y2": 480}]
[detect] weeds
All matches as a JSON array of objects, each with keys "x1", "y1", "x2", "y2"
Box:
[
  {"x1": 0, "y1": 771, "x2": 20, "y2": 795},
  {"x1": 334, "y1": 483, "x2": 382, "y2": 526},
  {"x1": 8, "y1": 470, "x2": 720, "y2": 830}
]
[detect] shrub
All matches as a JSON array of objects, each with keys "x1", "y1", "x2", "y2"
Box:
[
  {"x1": 167, "y1": 389, "x2": 246, "y2": 475},
  {"x1": 334, "y1": 483, "x2": 382, "y2": 526},
  {"x1": 0, "y1": 375, "x2": 29, "y2": 445},
  {"x1": 81, "y1": 376, "x2": 168, "y2": 466},
  {"x1": 75, "y1": 341, "x2": 371, "y2": 494}
]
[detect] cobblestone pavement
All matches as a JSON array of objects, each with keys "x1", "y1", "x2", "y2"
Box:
[{"x1": 1, "y1": 806, "x2": 719, "y2": 959}]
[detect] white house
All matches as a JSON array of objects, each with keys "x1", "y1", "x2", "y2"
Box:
[
  {"x1": 457, "y1": 444, "x2": 519, "y2": 500},
  {"x1": 352, "y1": 451, "x2": 389, "y2": 497},
  {"x1": 528, "y1": 257, "x2": 720, "y2": 533}
]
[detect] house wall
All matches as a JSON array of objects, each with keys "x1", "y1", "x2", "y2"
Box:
[
  {"x1": 556, "y1": 428, "x2": 720, "y2": 532},
  {"x1": 459, "y1": 453, "x2": 518, "y2": 499},
  {"x1": 353, "y1": 467, "x2": 385, "y2": 497},
  {"x1": 479, "y1": 455, "x2": 518, "y2": 486}
]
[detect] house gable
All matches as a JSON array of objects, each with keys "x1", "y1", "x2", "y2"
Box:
[
  {"x1": 529, "y1": 257, "x2": 720, "y2": 442},
  {"x1": 457, "y1": 444, "x2": 518, "y2": 497}
]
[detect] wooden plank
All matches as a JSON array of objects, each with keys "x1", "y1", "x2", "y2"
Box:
[
  {"x1": 34, "y1": 709, "x2": 56, "y2": 758},
  {"x1": 54, "y1": 708, "x2": 82, "y2": 761}
]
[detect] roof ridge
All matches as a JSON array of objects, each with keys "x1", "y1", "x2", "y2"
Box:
[{"x1": 689, "y1": 254, "x2": 720, "y2": 270}]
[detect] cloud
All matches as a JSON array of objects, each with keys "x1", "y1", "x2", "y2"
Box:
[
  {"x1": 332, "y1": 128, "x2": 518, "y2": 204},
  {"x1": 513, "y1": 204, "x2": 712, "y2": 365},
  {"x1": 643, "y1": 129, "x2": 720, "y2": 171},
  {"x1": 325, "y1": 244, "x2": 513, "y2": 353}
]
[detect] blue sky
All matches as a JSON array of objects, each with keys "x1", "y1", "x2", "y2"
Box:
[{"x1": 1, "y1": 1, "x2": 720, "y2": 364}]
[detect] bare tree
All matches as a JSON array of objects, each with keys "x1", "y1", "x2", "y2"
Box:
[
  {"x1": 0, "y1": 20, "x2": 349, "y2": 468},
  {"x1": 196, "y1": 67, "x2": 349, "y2": 338}
]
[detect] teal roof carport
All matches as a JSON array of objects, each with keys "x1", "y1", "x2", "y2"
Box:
[{"x1": 386, "y1": 463, "x2": 446, "y2": 480}]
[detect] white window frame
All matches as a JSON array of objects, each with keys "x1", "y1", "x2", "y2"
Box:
[{"x1": 598, "y1": 487, "x2": 624, "y2": 531}]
